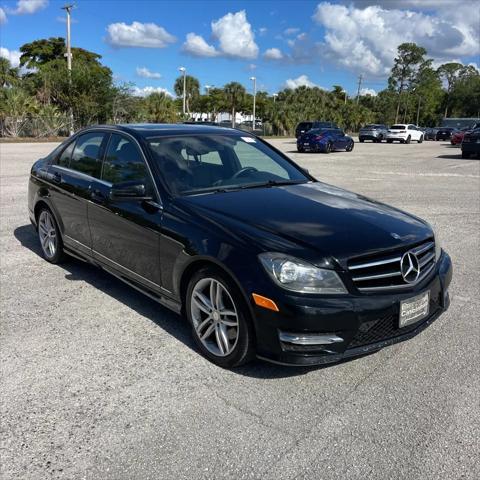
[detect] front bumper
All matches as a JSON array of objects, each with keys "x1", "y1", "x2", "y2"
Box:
[{"x1": 253, "y1": 251, "x2": 452, "y2": 366}]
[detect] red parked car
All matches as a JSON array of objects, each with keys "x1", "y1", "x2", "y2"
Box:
[{"x1": 451, "y1": 127, "x2": 475, "y2": 145}]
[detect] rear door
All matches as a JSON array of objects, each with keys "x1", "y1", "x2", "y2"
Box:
[
  {"x1": 88, "y1": 133, "x2": 163, "y2": 288},
  {"x1": 47, "y1": 131, "x2": 107, "y2": 256}
]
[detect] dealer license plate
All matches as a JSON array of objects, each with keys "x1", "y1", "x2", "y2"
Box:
[{"x1": 399, "y1": 291, "x2": 430, "y2": 327}]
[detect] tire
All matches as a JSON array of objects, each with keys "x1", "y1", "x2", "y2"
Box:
[
  {"x1": 186, "y1": 267, "x2": 255, "y2": 368},
  {"x1": 418, "y1": 135, "x2": 423, "y2": 143},
  {"x1": 461, "y1": 151, "x2": 470, "y2": 159},
  {"x1": 297, "y1": 147, "x2": 304, "y2": 153},
  {"x1": 324, "y1": 142, "x2": 332, "y2": 153},
  {"x1": 346, "y1": 141, "x2": 354, "y2": 152},
  {"x1": 37, "y1": 207, "x2": 66, "y2": 264},
  {"x1": 405, "y1": 136, "x2": 411, "y2": 144},
  {"x1": 359, "y1": 138, "x2": 364, "y2": 143},
  {"x1": 387, "y1": 139, "x2": 393, "y2": 143}
]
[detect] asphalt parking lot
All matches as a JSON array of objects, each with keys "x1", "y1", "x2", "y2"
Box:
[{"x1": 1, "y1": 139, "x2": 479, "y2": 480}]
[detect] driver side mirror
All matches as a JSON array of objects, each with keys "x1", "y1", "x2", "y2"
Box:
[{"x1": 110, "y1": 180, "x2": 151, "y2": 201}]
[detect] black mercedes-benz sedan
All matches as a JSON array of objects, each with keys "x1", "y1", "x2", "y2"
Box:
[{"x1": 28, "y1": 124, "x2": 452, "y2": 368}]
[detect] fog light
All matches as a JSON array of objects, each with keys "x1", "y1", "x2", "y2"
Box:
[{"x1": 279, "y1": 331, "x2": 343, "y2": 345}]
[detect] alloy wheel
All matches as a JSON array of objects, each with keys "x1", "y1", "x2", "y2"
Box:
[
  {"x1": 38, "y1": 210, "x2": 57, "y2": 259},
  {"x1": 190, "y1": 277, "x2": 239, "y2": 357}
]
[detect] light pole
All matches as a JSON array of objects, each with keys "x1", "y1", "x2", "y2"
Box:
[
  {"x1": 343, "y1": 90, "x2": 347, "y2": 104},
  {"x1": 178, "y1": 66, "x2": 186, "y2": 116},
  {"x1": 272, "y1": 93, "x2": 278, "y2": 103},
  {"x1": 61, "y1": 3, "x2": 74, "y2": 135},
  {"x1": 250, "y1": 76, "x2": 256, "y2": 130}
]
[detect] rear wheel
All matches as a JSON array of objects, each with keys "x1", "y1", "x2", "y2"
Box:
[
  {"x1": 387, "y1": 139, "x2": 393, "y2": 143},
  {"x1": 37, "y1": 207, "x2": 66, "y2": 264},
  {"x1": 461, "y1": 151, "x2": 470, "y2": 158},
  {"x1": 359, "y1": 138, "x2": 364, "y2": 143},
  {"x1": 297, "y1": 147, "x2": 304, "y2": 153},
  {"x1": 186, "y1": 267, "x2": 255, "y2": 368}
]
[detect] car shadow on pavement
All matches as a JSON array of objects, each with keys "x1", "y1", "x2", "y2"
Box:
[
  {"x1": 437, "y1": 153, "x2": 479, "y2": 160},
  {"x1": 14, "y1": 224, "x2": 370, "y2": 379}
]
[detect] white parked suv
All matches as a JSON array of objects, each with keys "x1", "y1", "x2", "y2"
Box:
[{"x1": 386, "y1": 124, "x2": 424, "y2": 144}]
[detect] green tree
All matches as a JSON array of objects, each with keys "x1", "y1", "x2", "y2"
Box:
[
  {"x1": 388, "y1": 43, "x2": 430, "y2": 123},
  {"x1": 0, "y1": 58, "x2": 19, "y2": 87},
  {"x1": 223, "y1": 82, "x2": 246, "y2": 127},
  {"x1": 0, "y1": 87, "x2": 38, "y2": 136},
  {"x1": 141, "y1": 92, "x2": 178, "y2": 123},
  {"x1": 173, "y1": 74, "x2": 200, "y2": 115}
]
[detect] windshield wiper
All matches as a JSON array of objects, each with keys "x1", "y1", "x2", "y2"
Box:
[{"x1": 239, "y1": 179, "x2": 307, "y2": 189}]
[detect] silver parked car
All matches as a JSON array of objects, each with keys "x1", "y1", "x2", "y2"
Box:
[{"x1": 359, "y1": 124, "x2": 388, "y2": 143}]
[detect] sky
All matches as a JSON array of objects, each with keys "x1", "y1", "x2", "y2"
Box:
[{"x1": 0, "y1": 0, "x2": 479, "y2": 98}]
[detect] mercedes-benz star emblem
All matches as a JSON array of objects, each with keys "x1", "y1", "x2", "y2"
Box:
[{"x1": 400, "y1": 251, "x2": 420, "y2": 283}]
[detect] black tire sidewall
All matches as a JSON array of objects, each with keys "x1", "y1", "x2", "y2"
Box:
[{"x1": 185, "y1": 266, "x2": 255, "y2": 368}]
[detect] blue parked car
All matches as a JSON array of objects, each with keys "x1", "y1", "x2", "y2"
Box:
[{"x1": 297, "y1": 128, "x2": 354, "y2": 153}]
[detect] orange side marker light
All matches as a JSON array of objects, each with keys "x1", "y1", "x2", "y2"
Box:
[{"x1": 252, "y1": 293, "x2": 279, "y2": 312}]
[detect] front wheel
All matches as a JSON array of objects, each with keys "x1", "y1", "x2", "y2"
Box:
[
  {"x1": 37, "y1": 207, "x2": 66, "y2": 264},
  {"x1": 346, "y1": 141, "x2": 354, "y2": 152},
  {"x1": 359, "y1": 138, "x2": 364, "y2": 143},
  {"x1": 297, "y1": 147, "x2": 304, "y2": 153},
  {"x1": 418, "y1": 135, "x2": 423, "y2": 143},
  {"x1": 405, "y1": 136, "x2": 411, "y2": 144},
  {"x1": 324, "y1": 142, "x2": 332, "y2": 153},
  {"x1": 387, "y1": 139, "x2": 393, "y2": 143},
  {"x1": 461, "y1": 151, "x2": 470, "y2": 158},
  {"x1": 186, "y1": 267, "x2": 255, "y2": 368}
]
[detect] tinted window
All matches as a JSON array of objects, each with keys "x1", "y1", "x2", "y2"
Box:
[
  {"x1": 297, "y1": 122, "x2": 313, "y2": 131},
  {"x1": 102, "y1": 134, "x2": 150, "y2": 186},
  {"x1": 70, "y1": 133, "x2": 104, "y2": 178},
  {"x1": 390, "y1": 125, "x2": 406, "y2": 130},
  {"x1": 57, "y1": 141, "x2": 75, "y2": 168}
]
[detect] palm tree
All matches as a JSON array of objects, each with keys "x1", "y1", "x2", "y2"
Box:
[
  {"x1": 223, "y1": 82, "x2": 246, "y2": 127},
  {"x1": 141, "y1": 92, "x2": 178, "y2": 123},
  {"x1": 173, "y1": 74, "x2": 200, "y2": 116},
  {"x1": 0, "y1": 58, "x2": 20, "y2": 87}
]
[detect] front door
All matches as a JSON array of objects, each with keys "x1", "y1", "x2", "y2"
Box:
[{"x1": 88, "y1": 133, "x2": 163, "y2": 289}]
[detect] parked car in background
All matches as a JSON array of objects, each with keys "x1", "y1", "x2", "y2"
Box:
[
  {"x1": 358, "y1": 124, "x2": 388, "y2": 143},
  {"x1": 461, "y1": 128, "x2": 480, "y2": 158},
  {"x1": 386, "y1": 124, "x2": 424, "y2": 144},
  {"x1": 424, "y1": 128, "x2": 439, "y2": 140},
  {"x1": 297, "y1": 128, "x2": 354, "y2": 153},
  {"x1": 436, "y1": 127, "x2": 456, "y2": 141},
  {"x1": 450, "y1": 127, "x2": 472, "y2": 145},
  {"x1": 295, "y1": 121, "x2": 338, "y2": 138}
]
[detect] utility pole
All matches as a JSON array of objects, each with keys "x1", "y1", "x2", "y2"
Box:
[
  {"x1": 178, "y1": 67, "x2": 186, "y2": 116},
  {"x1": 250, "y1": 76, "x2": 256, "y2": 130},
  {"x1": 62, "y1": 4, "x2": 74, "y2": 135},
  {"x1": 356, "y1": 74, "x2": 363, "y2": 104},
  {"x1": 416, "y1": 96, "x2": 421, "y2": 126}
]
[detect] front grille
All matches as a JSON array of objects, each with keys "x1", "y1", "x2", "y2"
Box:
[
  {"x1": 349, "y1": 293, "x2": 441, "y2": 348},
  {"x1": 348, "y1": 239, "x2": 436, "y2": 293}
]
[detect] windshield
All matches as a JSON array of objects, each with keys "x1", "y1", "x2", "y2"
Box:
[
  {"x1": 147, "y1": 134, "x2": 309, "y2": 195},
  {"x1": 297, "y1": 123, "x2": 313, "y2": 130}
]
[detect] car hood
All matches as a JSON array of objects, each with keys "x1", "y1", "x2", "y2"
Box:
[{"x1": 178, "y1": 182, "x2": 431, "y2": 267}]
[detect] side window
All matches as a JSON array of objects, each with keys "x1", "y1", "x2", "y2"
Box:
[
  {"x1": 233, "y1": 140, "x2": 289, "y2": 179},
  {"x1": 57, "y1": 141, "x2": 75, "y2": 168},
  {"x1": 70, "y1": 132, "x2": 105, "y2": 178},
  {"x1": 102, "y1": 134, "x2": 151, "y2": 187}
]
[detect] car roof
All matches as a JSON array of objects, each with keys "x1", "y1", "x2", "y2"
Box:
[{"x1": 85, "y1": 123, "x2": 244, "y2": 138}]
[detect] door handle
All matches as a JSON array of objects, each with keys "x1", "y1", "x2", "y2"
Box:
[
  {"x1": 90, "y1": 188, "x2": 106, "y2": 203},
  {"x1": 52, "y1": 172, "x2": 62, "y2": 184}
]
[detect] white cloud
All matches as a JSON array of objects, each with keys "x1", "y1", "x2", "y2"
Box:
[
  {"x1": 136, "y1": 67, "x2": 161, "y2": 79},
  {"x1": 0, "y1": 7, "x2": 6, "y2": 23},
  {"x1": 284, "y1": 75, "x2": 319, "y2": 89},
  {"x1": 131, "y1": 86, "x2": 173, "y2": 97},
  {"x1": 106, "y1": 21, "x2": 176, "y2": 48},
  {"x1": 312, "y1": 2, "x2": 480, "y2": 77},
  {"x1": 258, "y1": 27, "x2": 268, "y2": 36},
  {"x1": 0, "y1": 47, "x2": 21, "y2": 67},
  {"x1": 264, "y1": 48, "x2": 284, "y2": 60},
  {"x1": 182, "y1": 10, "x2": 258, "y2": 60},
  {"x1": 9, "y1": 0, "x2": 48, "y2": 14},
  {"x1": 183, "y1": 33, "x2": 219, "y2": 57},
  {"x1": 284, "y1": 27, "x2": 300, "y2": 36},
  {"x1": 246, "y1": 63, "x2": 257, "y2": 71},
  {"x1": 360, "y1": 87, "x2": 377, "y2": 96},
  {"x1": 211, "y1": 10, "x2": 259, "y2": 59}
]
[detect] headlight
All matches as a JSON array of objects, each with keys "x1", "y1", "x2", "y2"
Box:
[
  {"x1": 432, "y1": 226, "x2": 442, "y2": 261},
  {"x1": 258, "y1": 252, "x2": 347, "y2": 294}
]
